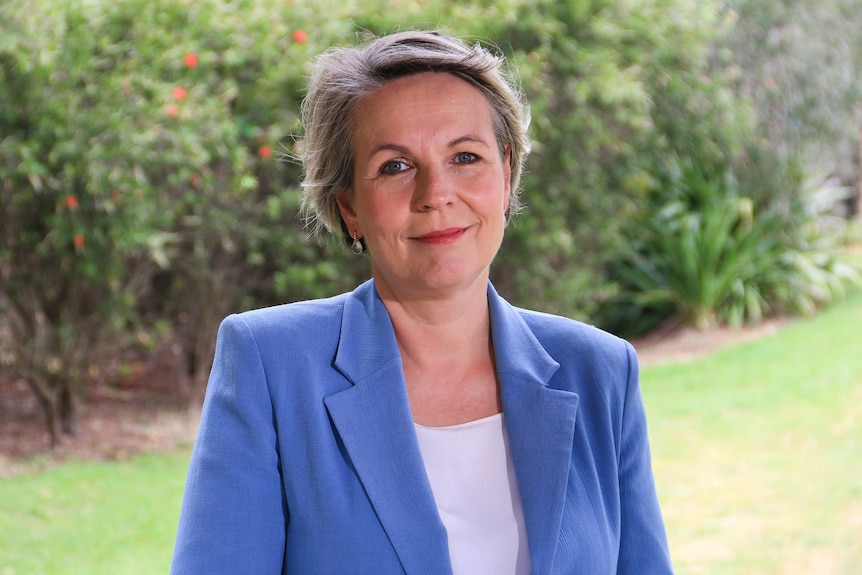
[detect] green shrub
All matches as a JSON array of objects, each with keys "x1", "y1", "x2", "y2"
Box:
[
  {"x1": 484, "y1": 0, "x2": 755, "y2": 319},
  {"x1": 598, "y1": 164, "x2": 861, "y2": 336},
  {"x1": 0, "y1": 0, "x2": 362, "y2": 438},
  {"x1": 1, "y1": 1, "x2": 163, "y2": 444}
]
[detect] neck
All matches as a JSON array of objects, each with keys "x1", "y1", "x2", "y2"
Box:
[
  {"x1": 373, "y1": 273, "x2": 502, "y2": 426},
  {"x1": 373, "y1": 273, "x2": 492, "y2": 369}
]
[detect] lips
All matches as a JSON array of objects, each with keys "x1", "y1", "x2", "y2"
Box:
[{"x1": 413, "y1": 227, "x2": 467, "y2": 244}]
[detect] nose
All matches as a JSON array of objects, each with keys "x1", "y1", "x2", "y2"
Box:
[{"x1": 412, "y1": 165, "x2": 455, "y2": 211}]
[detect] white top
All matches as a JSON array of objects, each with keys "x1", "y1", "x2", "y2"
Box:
[{"x1": 414, "y1": 413, "x2": 531, "y2": 575}]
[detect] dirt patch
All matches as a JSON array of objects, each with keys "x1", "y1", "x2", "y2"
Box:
[
  {"x1": 0, "y1": 349, "x2": 198, "y2": 477},
  {"x1": 632, "y1": 317, "x2": 791, "y2": 367}
]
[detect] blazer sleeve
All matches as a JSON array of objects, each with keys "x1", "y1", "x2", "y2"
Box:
[
  {"x1": 170, "y1": 314, "x2": 286, "y2": 575},
  {"x1": 616, "y1": 342, "x2": 675, "y2": 574}
]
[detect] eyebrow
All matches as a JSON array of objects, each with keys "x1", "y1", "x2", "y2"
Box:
[{"x1": 367, "y1": 143, "x2": 411, "y2": 158}]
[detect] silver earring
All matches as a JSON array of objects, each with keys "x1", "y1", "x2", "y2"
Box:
[{"x1": 351, "y1": 232, "x2": 364, "y2": 255}]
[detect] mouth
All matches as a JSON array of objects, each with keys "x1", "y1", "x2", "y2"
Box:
[{"x1": 412, "y1": 227, "x2": 468, "y2": 244}]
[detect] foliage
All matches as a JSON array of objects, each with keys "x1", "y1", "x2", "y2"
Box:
[
  {"x1": 79, "y1": 0, "x2": 365, "y2": 399},
  {"x1": 0, "y1": 2, "x2": 161, "y2": 444},
  {"x1": 485, "y1": 0, "x2": 754, "y2": 319},
  {"x1": 0, "y1": 0, "x2": 365, "y2": 440},
  {"x1": 599, "y1": 165, "x2": 861, "y2": 336}
]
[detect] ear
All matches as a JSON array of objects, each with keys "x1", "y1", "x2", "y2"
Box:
[{"x1": 335, "y1": 190, "x2": 360, "y2": 236}]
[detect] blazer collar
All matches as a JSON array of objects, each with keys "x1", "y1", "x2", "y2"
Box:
[
  {"x1": 326, "y1": 280, "x2": 451, "y2": 574},
  {"x1": 488, "y1": 283, "x2": 580, "y2": 573},
  {"x1": 325, "y1": 280, "x2": 579, "y2": 574}
]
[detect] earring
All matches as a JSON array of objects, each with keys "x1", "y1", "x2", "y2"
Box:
[{"x1": 351, "y1": 232, "x2": 364, "y2": 255}]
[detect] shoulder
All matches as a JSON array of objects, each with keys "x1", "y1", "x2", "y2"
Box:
[
  {"x1": 217, "y1": 291, "x2": 351, "y2": 354},
  {"x1": 516, "y1": 307, "x2": 634, "y2": 367},
  {"x1": 487, "y1": 283, "x2": 636, "y2": 388},
  {"x1": 234, "y1": 291, "x2": 348, "y2": 329},
  {"x1": 511, "y1": 306, "x2": 638, "y2": 412}
]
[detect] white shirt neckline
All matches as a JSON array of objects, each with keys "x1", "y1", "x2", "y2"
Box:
[{"x1": 414, "y1": 413, "x2": 531, "y2": 575}]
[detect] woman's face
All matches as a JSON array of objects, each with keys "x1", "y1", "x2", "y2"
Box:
[{"x1": 337, "y1": 72, "x2": 511, "y2": 301}]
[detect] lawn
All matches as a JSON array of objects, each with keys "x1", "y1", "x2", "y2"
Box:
[
  {"x1": 0, "y1": 290, "x2": 860, "y2": 574},
  {"x1": 0, "y1": 451, "x2": 188, "y2": 575},
  {"x1": 645, "y1": 288, "x2": 862, "y2": 574}
]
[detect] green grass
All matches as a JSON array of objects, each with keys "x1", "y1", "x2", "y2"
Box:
[
  {"x1": 644, "y1": 289, "x2": 862, "y2": 574},
  {"x1": 0, "y1": 451, "x2": 189, "y2": 575},
  {"x1": 1, "y1": 290, "x2": 860, "y2": 574}
]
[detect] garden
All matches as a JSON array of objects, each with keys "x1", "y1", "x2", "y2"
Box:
[{"x1": 2, "y1": 0, "x2": 862, "y2": 572}]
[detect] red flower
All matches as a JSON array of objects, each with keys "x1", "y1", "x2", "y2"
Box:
[
  {"x1": 64, "y1": 195, "x2": 79, "y2": 210},
  {"x1": 173, "y1": 87, "x2": 187, "y2": 101},
  {"x1": 73, "y1": 234, "x2": 86, "y2": 250},
  {"x1": 258, "y1": 145, "x2": 273, "y2": 159},
  {"x1": 166, "y1": 103, "x2": 179, "y2": 117},
  {"x1": 183, "y1": 52, "x2": 199, "y2": 69},
  {"x1": 292, "y1": 29, "x2": 308, "y2": 44}
]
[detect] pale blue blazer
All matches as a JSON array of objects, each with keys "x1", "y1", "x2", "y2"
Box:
[{"x1": 170, "y1": 279, "x2": 673, "y2": 574}]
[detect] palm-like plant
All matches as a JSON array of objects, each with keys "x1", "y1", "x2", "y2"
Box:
[{"x1": 600, "y1": 167, "x2": 860, "y2": 336}]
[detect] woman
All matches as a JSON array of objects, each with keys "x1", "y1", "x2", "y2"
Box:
[{"x1": 171, "y1": 30, "x2": 674, "y2": 574}]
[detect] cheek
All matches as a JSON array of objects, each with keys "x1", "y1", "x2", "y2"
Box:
[{"x1": 360, "y1": 196, "x2": 403, "y2": 236}]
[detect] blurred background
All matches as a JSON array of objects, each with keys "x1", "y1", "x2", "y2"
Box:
[{"x1": 1, "y1": 0, "x2": 861, "y2": 573}]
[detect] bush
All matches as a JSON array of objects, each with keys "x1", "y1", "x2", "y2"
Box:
[
  {"x1": 1, "y1": 2, "x2": 162, "y2": 444},
  {"x1": 485, "y1": 0, "x2": 755, "y2": 319},
  {"x1": 598, "y1": 164, "x2": 861, "y2": 337},
  {"x1": 0, "y1": 0, "x2": 364, "y2": 440}
]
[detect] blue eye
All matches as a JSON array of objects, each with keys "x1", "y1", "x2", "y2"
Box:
[
  {"x1": 455, "y1": 152, "x2": 478, "y2": 163},
  {"x1": 380, "y1": 160, "x2": 409, "y2": 174}
]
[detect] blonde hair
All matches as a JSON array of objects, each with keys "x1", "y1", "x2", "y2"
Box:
[{"x1": 299, "y1": 30, "x2": 531, "y2": 247}]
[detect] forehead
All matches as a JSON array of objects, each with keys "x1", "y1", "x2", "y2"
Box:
[{"x1": 351, "y1": 72, "x2": 496, "y2": 147}]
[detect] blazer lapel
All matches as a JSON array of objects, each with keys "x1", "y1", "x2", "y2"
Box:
[
  {"x1": 488, "y1": 284, "x2": 580, "y2": 574},
  {"x1": 324, "y1": 281, "x2": 451, "y2": 575}
]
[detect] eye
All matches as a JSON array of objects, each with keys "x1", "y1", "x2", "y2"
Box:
[
  {"x1": 379, "y1": 159, "x2": 410, "y2": 174},
  {"x1": 454, "y1": 152, "x2": 479, "y2": 164}
]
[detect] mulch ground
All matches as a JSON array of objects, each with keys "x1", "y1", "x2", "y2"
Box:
[{"x1": 0, "y1": 347, "x2": 197, "y2": 477}]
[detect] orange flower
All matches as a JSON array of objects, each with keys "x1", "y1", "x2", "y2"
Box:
[
  {"x1": 73, "y1": 234, "x2": 86, "y2": 249},
  {"x1": 166, "y1": 103, "x2": 179, "y2": 117},
  {"x1": 64, "y1": 195, "x2": 79, "y2": 210},
  {"x1": 183, "y1": 52, "x2": 199, "y2": 69},
  {"x1": 258, "y1": 145, "x2": 273, "y2": 159},
  {"x1": 292, "y1": 29, "x2": 308, "y2": 44},
  {"x1": 173, "y1": 87, "x2": 187, "y2": 101}
]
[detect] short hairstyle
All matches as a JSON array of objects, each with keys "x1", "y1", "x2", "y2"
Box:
[{"x1": 299, "y1": 30, "x2": 531, "y2": 247}]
